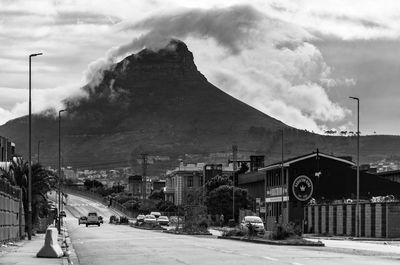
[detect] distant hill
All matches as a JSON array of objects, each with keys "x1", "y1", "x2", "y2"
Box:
[{"x1": 1, "y1": 40, "x2": 399, "y2": 174}]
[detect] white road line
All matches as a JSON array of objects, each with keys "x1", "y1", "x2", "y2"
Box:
[
  {"x1": 292, "y1": 262, "x2": 305, "y2": 265},
  {"x1": 263, "y1": 256, "x2": 278, "y2": 261}
]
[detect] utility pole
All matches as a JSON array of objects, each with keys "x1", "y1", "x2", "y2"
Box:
[
  {"x1": 232, "y1": 145, "x2": 238, "y2": 222},
  {"x1": 281, "y1": 129, "x2": 284, "y2": 224},
  {"x1": 350, "y1": 96, "x2": 360, "y2": 237},
  {"x1": 141, "y1": 154, "x2": 148, "y2": 199}
]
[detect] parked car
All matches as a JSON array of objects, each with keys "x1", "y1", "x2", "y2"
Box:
[
  {"x1": 86, "y1": 212, "x2": 101, "y2": 227},
  {"x1": 136, "y1": 214, "x2": 145, "y2": 224},
  {"x1": 144, "y1": 215, "x2": 157, "y2": 225},
  {"x1": 150, "y1": 212, "x2": 161, "y2": 218},
  {"x1": 60, "y1": 210, "x2": 66, "y2": 217},
  {"x1": 157, "y1": 216, "x2": 169, "y2": 226},
  {"x1": 240, "y1": 216, "x2": 265, "y2": 234},
  {"x1": 78, "y1": 216, "x2": 87, "y2": 225}
]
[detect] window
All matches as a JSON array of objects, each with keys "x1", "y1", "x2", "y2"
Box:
[{"x1": 187, "y1": 176, "x2": 193, "y2": 187}]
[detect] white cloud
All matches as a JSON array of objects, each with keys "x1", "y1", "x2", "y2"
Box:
[{"x1": 2, "y1": 0, "x2": 396, "y2": 131}]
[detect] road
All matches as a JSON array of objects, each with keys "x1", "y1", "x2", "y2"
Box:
[{"x1": 64, "y1": 194, "x2": 400, "y2": 265}]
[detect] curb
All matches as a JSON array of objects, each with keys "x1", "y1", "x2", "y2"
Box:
[
  {"x1": 61, "y1": 221, "x2": 80, "y2": 265},
  {"x1": 217, "y1": 236, "x2": 325, "y2": 247}
]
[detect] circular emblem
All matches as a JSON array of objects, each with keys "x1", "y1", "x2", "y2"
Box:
[{"x1": 292, "y1": 175, "x2": 313, "y2": 201}]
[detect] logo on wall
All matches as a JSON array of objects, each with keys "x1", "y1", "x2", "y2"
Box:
[{"x1": 292, "y1": 175, "x2": 313, "y2": 201}]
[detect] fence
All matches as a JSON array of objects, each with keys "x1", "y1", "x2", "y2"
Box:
[
  {"x1": 305, "y1": 202, "x2": 400, "y2": 238},
  {"x1": 0, "y1": 179, "x2": 24, "y2": 242}
]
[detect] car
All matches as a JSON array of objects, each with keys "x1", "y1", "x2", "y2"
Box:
[
  {"x1": 99, "y1": 216, "x2": 104, "y2": 224},
  {"x1": 86, "y1": 212, "x2": 101, "y2": 227},
  {"x1": 240, "y1": 216, "x2": 265, "y2": 234},
  {"x1": 60, "y1": 210, "x2": 66, "y2": 217},
  {"x1": 136, "y1": 214, "x2": 145, "y2": 223},
  {"x1": 157, "y1": 216, "x2": 169, "y2": 226},
  {"x1": 150, "y1": 212, "x2": 161, "y2": 218},
  {"x1": 79, "y1": 216, "x2": 87, "y2": 225},
  {"x1": 143, "y1": 214, "x2": 157, "y2": 224}
]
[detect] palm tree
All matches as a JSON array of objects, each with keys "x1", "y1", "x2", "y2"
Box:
[{"x1": 0, "y1": 157, "x2": 58, "y2": 230}]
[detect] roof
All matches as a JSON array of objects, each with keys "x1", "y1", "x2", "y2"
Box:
[
  {"x1": 260, "y1": 151, "x2": 355, "y2": 171},
  {"x1": 238, "y1": 171, "x2": 265, "y2": 185}
]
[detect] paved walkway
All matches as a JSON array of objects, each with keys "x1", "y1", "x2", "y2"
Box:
[{"x1": 0, "y1": 233, "x2": 64, "y2": 265}]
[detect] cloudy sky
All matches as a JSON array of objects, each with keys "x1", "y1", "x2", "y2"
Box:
[{"x1": 1, "y1": 0, "x2": 400, "y2": 135}]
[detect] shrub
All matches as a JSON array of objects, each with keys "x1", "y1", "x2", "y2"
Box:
[
  {"x1": 197, "y1": 218, "x2": 209, "y2": 230},
  {"x1": 119, "y1": 216, "x2": 129, "y2": 224},
  {"x1": 222, "y1": 228, "x2": 246, "y2": 237},
  {"x1": 271, "y1": 222, "x2": 302, "y2": 240}
]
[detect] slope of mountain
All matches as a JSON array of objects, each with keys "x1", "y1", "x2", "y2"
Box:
[{"x1": 1, "y1": 39, "x2": 399, "y2": 174}]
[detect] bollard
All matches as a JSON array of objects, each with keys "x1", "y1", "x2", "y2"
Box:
[{"x1": 36, "y1": 227, "x2": 63, "y2": 258}]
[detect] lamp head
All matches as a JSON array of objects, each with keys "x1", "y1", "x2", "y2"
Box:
[
  {"x1": 349, "y1": 96, "x2": 359, "y2": 101},
  {"x1": 30, "y1": 53, "x2": 43, "y2": 57}
]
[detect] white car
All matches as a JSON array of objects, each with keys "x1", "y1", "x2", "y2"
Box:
[
  {"x1": 150, "y1": 212, "x2": 161, "y2": 218},
  {"x1": 240, "y1": 216, "x2": 265, "y2": 234},
  {"x1": 157, "y1": 216, "x2": 169, "y2": 226},
  {"x1": 86, "y1": 212, "x2": 101, "y2": 227},
  {"x1": 144, "y1": 214, "x2": 157, "y2": 224}
]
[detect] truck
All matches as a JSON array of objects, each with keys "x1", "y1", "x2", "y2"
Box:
[{"x1": 86, "y1": 212, "x2": 101, "y2": 227}]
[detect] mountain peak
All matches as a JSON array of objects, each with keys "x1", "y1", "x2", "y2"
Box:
[{"x1": 112, "y1": 39, "x2": 204, "y2": 81}]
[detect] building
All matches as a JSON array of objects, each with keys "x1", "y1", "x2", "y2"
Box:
[
  {"x1": 0, "y1": 136, "x2": 15, "y2": 162},
  {"x1": 152, "y1": 180, "x2": 166, "y2": 191},
  {"x1": 128, "y1": 175, "x2": 152, "y2": 199},
  {"x1": 165, "y1": 162, "x2": 234, "y2": 205},
  {"x1": 375, "y1": 170, "x2": 400, "y2": 184},
  {"x1": 238, "y1": 150, "x2": 400, "y2": 230}
]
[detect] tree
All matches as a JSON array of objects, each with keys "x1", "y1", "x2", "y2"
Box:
[
  {"x1": 83, "y1": 179, "x2": 103, "y2": 191},
  {"x1": 149, "y1": 189, "x2": 165, "y2": 201},
  {"x1": 205, "y1": 175, "x2": 232, "y2": 193},
  {"x1": 205, "y1": 185, "x2": 250, "y2": 220},
  {"x1": 0, "y1": 158, "x2": 58, "y2": 229}
]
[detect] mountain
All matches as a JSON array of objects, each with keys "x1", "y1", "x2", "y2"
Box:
[{"x1": 1, "y1": 40, "x2": 400, "y2": 174}]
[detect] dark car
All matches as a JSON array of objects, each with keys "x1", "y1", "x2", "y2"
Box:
[
  {"x1": 60, "y1": 210, "x2": 66, "y2": 217},
  {"x1": 79, "y1": 216, "x2": 87, "y2": 225}
]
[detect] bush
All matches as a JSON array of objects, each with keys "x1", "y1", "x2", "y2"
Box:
[
  {"x1": 271, "y1": 222, "x2": 302, "y2": 240},
  {"x1": 222, "y1": 228, "x2": 246, "y2": 237},
  {"x1": 119, "y1": 216, "x2": 129, "y2": 224},
  {"x1": 197, "y1": 218, "x2": 209, "y2": 229}
]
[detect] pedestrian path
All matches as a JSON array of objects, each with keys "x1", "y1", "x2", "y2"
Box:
[{"x1": 0, "y1": 233, "x2": 64, "y2": 265}]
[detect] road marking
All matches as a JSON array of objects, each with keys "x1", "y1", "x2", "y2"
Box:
[
  {"x1": 263, "y1": 256, "x2": 278, "y2": 261},
  {"x1": 292, "y1": 262, "x2": 305, "y2": 265}
]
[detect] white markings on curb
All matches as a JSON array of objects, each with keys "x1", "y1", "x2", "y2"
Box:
[{"x1": 263, "y1": 256, "x2": 278, "y2": 261}]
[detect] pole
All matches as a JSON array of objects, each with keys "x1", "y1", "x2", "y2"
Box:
[
  {"x1": 232, "y1": 145, "x2": 238, "y2": 222},
  {"x1": 28, "y1": 52, "x2": 42, "y2": 240},
  {"x1": 350, "y1": 96, "x2": 360, "y2": 237},
  {"x1": 141, "y1": 154, "x2": 147, "y2": 199},
  {"x1": 28, "y1": 55, "x2": 32, "y2": 241},
  {"x1": 281, "y1": 129, "x2": 284, "y2": 224},
  {"x1": 58, "y1": 109, "x2": 65, "y2": 234}
]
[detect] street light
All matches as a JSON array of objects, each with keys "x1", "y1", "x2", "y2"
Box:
[
  {"x1": 38, "y1": 140, "x2": 43, "y2": 164},
  {"x1": 58, "y1": 109, "x2": 66, "y2": 234},
  {"x1": 349, "y1": 96, "x2": 360, "y2": 237},
  {"x1": 28, "y1": 52, "x2": 42, "y2": 240}
]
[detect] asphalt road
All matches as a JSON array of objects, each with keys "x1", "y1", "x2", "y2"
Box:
[{"x1": 64, "y1": 194, "x2": 400, "y2": 265}]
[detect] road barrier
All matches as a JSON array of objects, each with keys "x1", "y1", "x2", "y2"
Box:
[
  {"x1": 0, "y1": 179, "x2": 24, "y2": 242},
  {"x1": 36, "y1": 227, "x2": 63, "y2": 258}
]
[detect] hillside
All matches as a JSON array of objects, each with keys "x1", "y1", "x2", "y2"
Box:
[{"x1": 1, "y1": 40, "x2": 400, "y2": 174}]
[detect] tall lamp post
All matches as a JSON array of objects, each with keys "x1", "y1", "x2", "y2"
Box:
[
  {"x1": 37, "y1": 140, "x2": 42, "y2": 164},
  {"x1": 58, "y1": 109, "x2": 66, "y2": 234},
  {"x1": 349, "y1": 96, "x2": 360, "y2": 237},
  {"x1": 28, "y1": 53, "x2": 42, "y2": 240}
]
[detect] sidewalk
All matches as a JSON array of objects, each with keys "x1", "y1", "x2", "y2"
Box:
[{"x1": 0, "y1": 233, "x2": 64, "y2": 265}]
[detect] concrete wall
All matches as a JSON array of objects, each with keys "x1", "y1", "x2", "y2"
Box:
[
  {"x1": 305, "y1": 202, "x2": 400, "y2": 238},
  {"x1": 0, "y1": 179, "x2": 24, "y2": 242}
]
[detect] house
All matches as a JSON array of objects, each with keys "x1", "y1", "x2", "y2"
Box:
[{"x1": 238, "y1": 150, "x2": 400, "y2": 231}]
